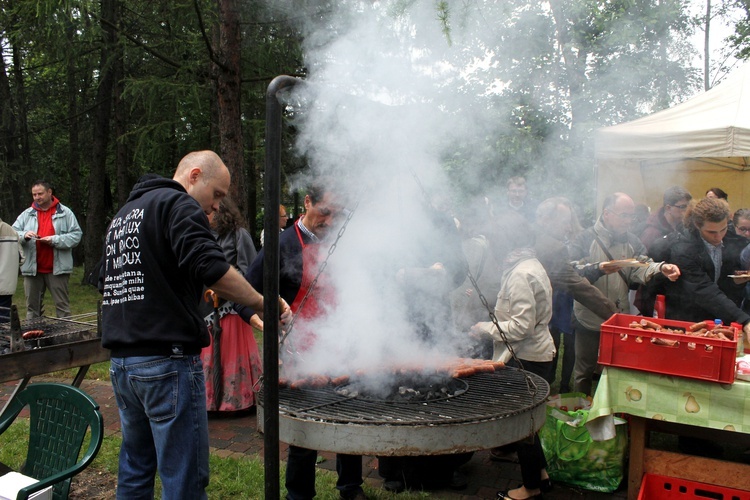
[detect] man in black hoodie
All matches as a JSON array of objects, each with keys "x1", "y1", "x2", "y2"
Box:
[{"x1": 100, "y1": 150, "x2": 289, "y2": 500}]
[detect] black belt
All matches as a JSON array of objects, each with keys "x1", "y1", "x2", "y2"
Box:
[{"x1": 108, "y1": 343, "x2": 201, "y2": 359}]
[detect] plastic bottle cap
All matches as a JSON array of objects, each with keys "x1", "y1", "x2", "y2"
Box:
[{"x1": 715, "y1": 319, "x2": 722, "y2": 325}]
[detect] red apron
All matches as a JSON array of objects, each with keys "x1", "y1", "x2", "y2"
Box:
[{"x1": 287, "y1": 221, "x2": 335, "y2": 352}]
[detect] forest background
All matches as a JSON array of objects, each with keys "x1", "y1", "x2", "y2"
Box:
[{"x1": 2, "y1": 0, "x2": 750, "y2": 281}]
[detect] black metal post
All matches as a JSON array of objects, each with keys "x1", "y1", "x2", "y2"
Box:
[{"x1": 263, "y1": 75, "x2": 301, "y2": 500}]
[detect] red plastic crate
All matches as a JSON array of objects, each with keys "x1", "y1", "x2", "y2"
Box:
[
  {"x1": 638, "y1": 473, "x2": 750, "y2": 499},
  {"x1": 599, "y1": 314, "x2": 737, "y2": 384}
]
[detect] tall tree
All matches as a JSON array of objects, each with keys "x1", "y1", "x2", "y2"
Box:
[
  {"x1": 214, "y1": 0, "x2": 246, "y2": 213},
  {"x1": 84, "y1": 0, "x2": 118, "y2": 280}
]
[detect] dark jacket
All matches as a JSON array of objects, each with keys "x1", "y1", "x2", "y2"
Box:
[
  {"x1": 635, "y1": 210, "x2": 683, "y2": 316},
  {"x1": 100, "y1": 175, "x2": 230, "y2": 356},
  {"x1": 532, "y1": 225, "x2": 617, "y2": 321},
  {"x1": 639, "y1": 207, "x2": 674, "y2": 253},
  {"x1": 238, "y1": 219, "x2": 310, "y2": 320},
  {"x1": 664, "y1": 229, "x2": 750, "y2": 325},
  {"x1": 666, "y1": 232, "x2": 750, "y2": 325}
]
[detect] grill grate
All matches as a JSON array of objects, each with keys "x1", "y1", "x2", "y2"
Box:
[
  {"x1": 263, "y1": 368, "x2": 546, "y2": 425},
  {"x1": 0, "y1": 315, "x2": 98, "y2": 352}
]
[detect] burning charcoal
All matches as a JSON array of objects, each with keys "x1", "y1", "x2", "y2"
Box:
[{"x1": 336, "y1": 387, "x2": 359, "y2": 398}]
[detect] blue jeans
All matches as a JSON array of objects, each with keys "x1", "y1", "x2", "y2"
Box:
[{"x1": 110, "y1": 355, "x2": 209, "y2": 500}]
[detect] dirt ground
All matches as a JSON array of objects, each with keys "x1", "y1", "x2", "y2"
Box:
[{"x1": 68, "y1": 468, "x2": 117, "y2": 499}]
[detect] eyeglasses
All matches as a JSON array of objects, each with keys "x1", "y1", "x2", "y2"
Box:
[
  {"x1": 737, "y1": 226, "x2": 750, "y2": 234},
  {"x1": 670, "y1": 204, "x2": 688, "y2": 210}
]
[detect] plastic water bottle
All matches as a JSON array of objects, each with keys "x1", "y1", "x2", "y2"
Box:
[
  {"x1": 653, "y1": 295, "x2": 666, "y2": 319},
  {"x1": 732, "y1": 322, "x2": 744, "y2": 357}
]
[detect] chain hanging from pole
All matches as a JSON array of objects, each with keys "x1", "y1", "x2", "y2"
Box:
[
  {"x1": 278, "y1": 191, "x2": 362, "y2": 355},
  {"x1": 466, "y1": 269, "x2": 540, "y2": 396},
  {"x1": 410, "y1": 168, "x2": 540, "y2": 397}
]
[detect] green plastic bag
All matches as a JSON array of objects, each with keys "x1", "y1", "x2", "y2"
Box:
[{"x1": 539, "y1": 393, "x2": 628, "y2": 493}]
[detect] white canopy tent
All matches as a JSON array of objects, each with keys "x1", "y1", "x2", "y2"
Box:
[{"x1": 595, "y1": 64, "x2": 750, "y2": 211}]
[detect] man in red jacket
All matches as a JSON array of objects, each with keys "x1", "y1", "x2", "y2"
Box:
[{"x1": 13, "y1": 180, "x2": 82, "y2": 318}]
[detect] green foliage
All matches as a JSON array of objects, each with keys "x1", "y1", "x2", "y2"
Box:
[
  {"x1": 729, "y1": 0, "x2": 750, "y2": 63},
  {"x1": 0, "y1": 0, "x2": 715, "y2": 247},
  {"x1": 436, "y1": 1, "x2": 452, "y2": 45},
  {"x1": 434, "y1": 0, "x2": 699, "y2": 210}
]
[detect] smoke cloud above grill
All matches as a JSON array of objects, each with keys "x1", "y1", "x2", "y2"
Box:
[{"x1": 271, "y1": 1, "x2": 509, "y2": 381}]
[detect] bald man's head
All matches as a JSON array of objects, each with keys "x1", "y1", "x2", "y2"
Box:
[{"x1": 173, "y1": 151, "x2": 231, "y2": 216}]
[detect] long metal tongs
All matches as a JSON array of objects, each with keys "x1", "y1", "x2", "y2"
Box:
[{"x1": 466, "y1": 269, "x2": 540, "y2": 396}]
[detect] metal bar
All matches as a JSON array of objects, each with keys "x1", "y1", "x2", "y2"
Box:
[
  {"x1": 36, "y1": 314, "x2": 97, "y2": 327},
  {"x1": 9, "y1": 306, "x2": 22, "y2": 353},
  {"x1": 0, "y1": 339, "x2": 109, "y2": 383},
  {"x1": 264, "y1": 75, "x2": 302, "y2": 500},
  {"x1": 71, "y1": 365, "x2": 90, "y2": 387},
  {"x1": 0, "y1": 376, "x2": 29, "y2": 415}
]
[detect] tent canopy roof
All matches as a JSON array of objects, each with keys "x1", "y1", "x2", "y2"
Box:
[{"x1": 596, "y1": 64, "x2": 750, "y2": 159}]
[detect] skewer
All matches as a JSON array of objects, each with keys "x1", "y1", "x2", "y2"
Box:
[{"x1": 37, "y1": 314, "x2": 97, "y2": 326}]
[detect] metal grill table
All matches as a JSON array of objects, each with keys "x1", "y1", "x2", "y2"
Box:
[
  {"x1": 0, "y1": 306, "x2": 109, "y2": 411},
  {"x1": 258, "y1": 367, "x2": 549, "y2": 455}
]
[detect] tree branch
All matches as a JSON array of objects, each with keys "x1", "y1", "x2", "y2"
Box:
[{"x1": 193, "y1": 0, "x2": 229, "y2": 72}]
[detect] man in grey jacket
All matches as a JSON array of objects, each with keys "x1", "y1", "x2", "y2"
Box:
[
  {"x1": 569, "y1": 192, "x2": 680, "y2": 395},
  {"x1": 13, "y1": 180, "x2": 82, "y2": 318},
  {"x1": 0, "y1": 218, "x2": 23, "y2": 322}
]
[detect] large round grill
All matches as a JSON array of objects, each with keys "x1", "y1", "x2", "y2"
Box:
[{"x1": 258, "y1": 367, "x2": 549, "y2": 455}]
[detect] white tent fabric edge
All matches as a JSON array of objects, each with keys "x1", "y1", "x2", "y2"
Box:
[
  {"x1": 595, "y1": 64, "x2": 750, "y2": 212},
  {"x1": 596, "y1": 64, "x2": 750, "y2": 159}
]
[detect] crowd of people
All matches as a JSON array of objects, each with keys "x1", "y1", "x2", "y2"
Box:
[{"x1": 11, "y1": 154, "x2": 750, "y2": 499}]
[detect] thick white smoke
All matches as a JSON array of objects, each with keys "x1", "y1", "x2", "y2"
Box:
[{"x1": 274, "y1": 2, "x2": 500, "y2": 382}]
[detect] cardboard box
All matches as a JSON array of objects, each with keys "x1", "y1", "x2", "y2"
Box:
[{"x1": 0, "y1": 472, "x2": 52, "y2": 500}]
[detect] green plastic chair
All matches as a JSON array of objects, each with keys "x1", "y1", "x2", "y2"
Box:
[{"x1": 0, "y1": 382, "x2": 104, "y2": 500}]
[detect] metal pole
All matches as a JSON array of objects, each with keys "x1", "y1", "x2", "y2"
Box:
[{"x1": 263, "y1": 75, "x2": 301, "y2": 500}]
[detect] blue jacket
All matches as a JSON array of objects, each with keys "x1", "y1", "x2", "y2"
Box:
[{"x1": 12, "y1": 202, "x2": 82, "y2": 276}]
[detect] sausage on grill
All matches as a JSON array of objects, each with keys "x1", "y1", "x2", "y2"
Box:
[{"x1": 22, "y1": 330, "x2": 44, "y2": 340}]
